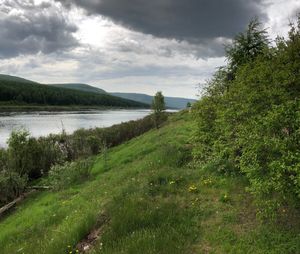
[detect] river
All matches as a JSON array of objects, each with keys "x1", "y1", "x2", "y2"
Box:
[{"x1": 0, "y1": 109, "x2": 152, "y2": 148}]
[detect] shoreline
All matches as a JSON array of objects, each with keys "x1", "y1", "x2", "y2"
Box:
[
  {"x1": 0, "y1": 109, "x2": 156, "y2": 148},
  {"x1": 0, "y1": 105, "x2": 149, "y2": 113}
]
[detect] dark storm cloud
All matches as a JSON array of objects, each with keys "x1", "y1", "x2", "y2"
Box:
[
  {"x1": 57, "y1": 0, "x2": 267, "y2": 43},
  {"x1": 0, "y1": 0, "x2": 79, "y2": 58}
]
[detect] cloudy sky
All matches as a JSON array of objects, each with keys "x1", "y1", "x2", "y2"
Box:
[{"x1": 0, "y1": 0, "x2": 299, "y2": 98}]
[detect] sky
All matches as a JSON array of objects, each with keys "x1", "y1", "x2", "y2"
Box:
[{"x1": 0, "y1": 0, "x2": 299, "y2": 99}]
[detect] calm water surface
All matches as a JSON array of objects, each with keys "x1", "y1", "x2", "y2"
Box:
[{"x1": 0, "y1": 109, "x2": 152, "y2": 148}]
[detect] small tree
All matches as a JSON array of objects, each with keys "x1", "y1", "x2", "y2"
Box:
[
  {"x1": 152, "y1": 91, "x2": 165, "y2": 129},
  {"x1": 225, "y1": 18, "x2": 269, "y2": 78}
]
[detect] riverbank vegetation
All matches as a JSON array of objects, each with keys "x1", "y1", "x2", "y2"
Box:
[{"x1": 0, "y1": 113, "x2": 168, "y2": 205}]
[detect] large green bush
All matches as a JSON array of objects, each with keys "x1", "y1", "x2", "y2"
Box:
[
  {"x1": 193, "y1": 17, "x2": 300, "y2": 217},
  {"x1": 240, "y1": 100, "x2": 300, "y2": 214}
]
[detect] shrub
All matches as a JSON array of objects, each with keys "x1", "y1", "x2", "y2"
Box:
[
  {"x1": 0, "y1": 148, "x2": 7, "y2": 171},
  {"x1": 48, "y1": 159, "x2": 94, "y2": 190},
  {"x1": 35, "y1": 137, "x2": 66, "y2": 176},
  {"x1": 240, "y1": 100, "x2": 300, "y2": 216},
  {"x1": 7, "y1": 129, "x2": 31, "y2": 176},
  {"x1": 6, "y1": 130, "x2": 65, "y2": 179},
  {"x1": 0, "y1": 171, "x2": 27, "y2": 205},
  {"x1": 56, "y1": 113, "x2": 168, "y2": 159}
]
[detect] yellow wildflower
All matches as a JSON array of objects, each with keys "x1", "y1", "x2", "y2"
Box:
[{"x1": 188, "y1": 184, "x2": 197, "y2": 192}]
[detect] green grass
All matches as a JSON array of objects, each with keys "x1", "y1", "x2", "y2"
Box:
[{"x1": 0, "y1": 111, "x2": 299, "y2": 254}]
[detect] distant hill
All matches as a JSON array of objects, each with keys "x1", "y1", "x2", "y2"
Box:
[
  {"x1": 111, "y1": 93, "x2": 196, "y2": 109},
  {"x1": 0, "y1": 74, "x2": 38, "y2": 84},
  {"x1": 0, "y1": 74, "x2": 196, "y2": 109},
  {"x1": 0, "y1": 75, "x2": 148, "y2": 108},
  {"x1": 47, "y1": 82, "x2": 197, "y2": 109},
  {"x1": 49, "y1": 83, "x2": 107, "y2": 94}
]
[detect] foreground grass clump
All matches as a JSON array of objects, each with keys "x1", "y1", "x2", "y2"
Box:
[{"x1": 0, "y1": 112, "x2": 299, "y2": 254}]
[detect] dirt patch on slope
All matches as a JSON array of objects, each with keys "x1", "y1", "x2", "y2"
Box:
[{"x1": 76, "y1": 213, "x2": 110, "y2": 253}]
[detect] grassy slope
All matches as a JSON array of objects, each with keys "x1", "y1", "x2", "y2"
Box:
[{"x1": 0, "y1": 112, "x2": 299, "y2": 254}]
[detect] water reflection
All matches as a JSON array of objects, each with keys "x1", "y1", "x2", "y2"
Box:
[{"x1": 0, "y1": 109, "x2": 152, "y2": 147}]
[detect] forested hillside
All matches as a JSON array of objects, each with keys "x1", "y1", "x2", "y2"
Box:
[
  {"x1": 49, "y1": 83, "x2": 107, "y2": 94},
  {"x1": 0, "y1": 75, "x2": 194, "y2": 109},
  {"x1": 0, "y1": 74, "x2": 38, "y2": 84},
  {"x1": 192, "y1": 18, "x2": 300, "y2": 218},
  {"x1": 0, "y1": 79, "x2": 148, "y2": 108}
]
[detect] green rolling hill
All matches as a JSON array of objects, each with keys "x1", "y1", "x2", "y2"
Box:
[
  {"x1": 0, "y1": 75, "x2": 148, "y2": 109},
  {"x1": 0, "y1": 74, "x2": 196, "y2": 109}
]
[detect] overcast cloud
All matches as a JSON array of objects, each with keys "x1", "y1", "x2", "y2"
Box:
[
  {"x1": 57, "y1": 0, "x2": 268, "y2": 57},
  {"x1": 0, "y1": 0, "x2": 78, "y2": 58},
  {"x1": 0, "y1": 0, "x2": 299, "y2": 98},
  {"x1": 57, "y1": 0, "x2": 266, "y2": 40}
]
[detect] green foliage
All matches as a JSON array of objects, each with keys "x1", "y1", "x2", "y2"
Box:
[
  {"x1": 151, "y1": 91, "x2": 166, "y2": 113},
  {"x1": 68, "y1": 114, "x2": 168, "y2": 158},
  {"x1": 0, "y1": 171, "x2": 27, "y2": 205},
  {"x1": 0, "y1": 129, "x2": 65, "y2": 205},
  {"x1": 0, "y1": 148, "x2": 7, "y2": 170},
  {"x1": 240, "y1": 100, "x2": 300, "y2": 217},
  {"x1": 48, "y1": 159, "x2": 94, "y2": 191},
  {"x1": 193, "y1": 17, "x2": 300, "y2": 217},
  {"x1": 7, "y1": 129, "x2": 65, "y2": 178},
  {"x1": 152, "y1": 91, "x2": 166, "y2": 129},
  {"x1": 225, "y1": 18, "x2": 269, "y2": 77},
  {"x1": 7, "y1": 129, "x2": 35, "y2": 177}
]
